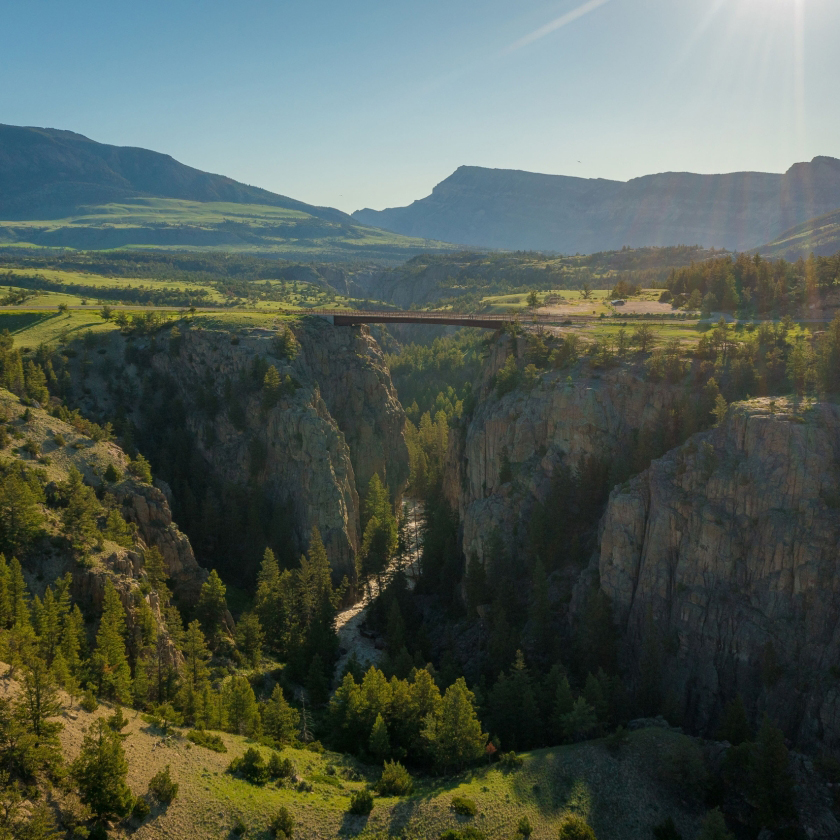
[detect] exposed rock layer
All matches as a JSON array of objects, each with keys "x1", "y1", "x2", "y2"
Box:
[
  {"x1": 444, "y1": 336, "x2": 679, "y2": 565},
  {"x1": 597, "y1": 400, "x2": 840, "y2": 749}
]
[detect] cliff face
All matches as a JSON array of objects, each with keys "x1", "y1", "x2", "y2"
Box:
[
  {"x1": 138, "y1": 319, "x2": 408, "y2": 578},
  {"x1": 596, "y1": 400, "x2": 840, "y2": 749},
  {"x1": 445, "y1": 337, "x2": 679, "y2": 565}
]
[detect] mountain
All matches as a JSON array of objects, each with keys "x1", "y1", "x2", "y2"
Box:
[
  {"x1": 353, "y1": 157, "x2": 840, "y2": 254},
  {"x1": 0, "y1": 124, "x2": 455, "y2": 261},
  {"x1": 760, "y1": 206, "x2": 840, "y2": 260}
]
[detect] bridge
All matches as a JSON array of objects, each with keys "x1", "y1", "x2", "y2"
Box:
[{"x1": 289, "y1": 309, "x2": 585, "y2": 329}]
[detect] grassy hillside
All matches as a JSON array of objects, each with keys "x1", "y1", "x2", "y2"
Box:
[
  {"x1": 0, "y1": 197, "x2": 456, "y2": 262},
  {"x1": 760, "y1": 206, "x2": 840, "y2": 259},
  {"x1": 4, "y1": 667, "x2": 706, "y2": 840},
  {"x1": 0, "y1": 125, "x2": 458, "y2": 262}
]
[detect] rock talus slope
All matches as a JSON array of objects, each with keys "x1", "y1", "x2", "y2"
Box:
[{"x1": 597, "y1": 400, "x2": 840, "y2": 748}]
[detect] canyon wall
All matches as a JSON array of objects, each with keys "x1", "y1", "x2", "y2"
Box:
[
  {"x1": 596, "y1": 399, "x2": 840, "y2": 749},
  {"x1": 77, "y1": 318, "x2": 409, "y2": 579},
  {"x1": 444, "y1": 335, "x2": 679, "y2": 566}
]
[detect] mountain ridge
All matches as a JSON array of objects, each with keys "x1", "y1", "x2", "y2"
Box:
[
  {"x1": 0, "y1": 123, "x2": 348, "y2": 222},
  {"x1": 353, "y1": 157, "x2": 840, "y2": 254}
]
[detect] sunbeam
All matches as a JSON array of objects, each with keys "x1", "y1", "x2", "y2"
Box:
[{"x1": 503, "y1": 0, "x2": 613, "y2": 55}]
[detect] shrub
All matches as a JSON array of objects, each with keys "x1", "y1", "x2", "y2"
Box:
[
  {"x1": 80, "y1": 690, "x2": 98, "y2": 712},
  {"x1": 500, "y1": 750, "x2": 524, "y2": 769},
  {"x1": 605, "y1": 726, "x2": 629, "y2": 755},
  {"x1": 104, "y1": 463, "x2": 121, "y2": 482},
  {"x1": 187, "y1": 729, "x2": 227, "y2": 752},
  {"x1": 440, "y1": 829, "x2": 486, "y2": 840},
  {"x1": 53, "y1": 433, "x2": 66, "y2": 447},
  {"x1": 231, "y1": 815, "x2": 247, "y2": 836},
  {"x1": 269, "y1": 806, "x2": 294, "y2": 838},
  {"x1": 148, "y1": 765, "x2": 179, "y2": 805},
  {"x1": 557, "y1": 814, "x2": 597, "y2": 840},
  {"x1": 267, "y1": 751, "x2": 295, "y2": 779},
  {"x1": 518, "y1": 815, "x2": 533, "y2": 836},
  {"x1": 658, "y1": 736, "x2": 708, "y2": 801},
  {"x1": 348, "y1": 788, "x2": 374, "y2": 815},
  {"x1": 131, "y1": 797, "x2": 150, "y2": 821},
  {"x1": 228, "y1": 747, "x2": 269, "y2": 785},
  {"x1": 375, "y1": 760, "x2": 414, "y2": 796},
  {"x1": 451, "y1": 796, "x2": 477, "y2": 816},
  {"x1": 128, "y1": 454, "x2": 153, "y2": 483}
]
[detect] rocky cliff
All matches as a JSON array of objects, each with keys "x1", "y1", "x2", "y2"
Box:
[
  {"x1": 444, "y1": 335, "x2": 680, "y2": 566},
  {"x1": 596, "y1": 399, "x2": 840, "y2": 750},
  {"x1": 0, "y1": 389, "x2": 202, "y2": 661},
  {"x1": 76, "y1": 318, "x2": 409, "y2": 580}
]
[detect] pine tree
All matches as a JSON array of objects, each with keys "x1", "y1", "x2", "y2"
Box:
[
  {"x1": 261, "y1": 685, "x2": 300, "y2": 744},
  {"x1": 18, "y1": 655, "x2": 63, "y2": 738},
  {"x1": 224, "y1": 676, "x2": 259, "y2": 736},
  {"x1": 61, "y1": 467, "x2": 102, "y2": 552},
  {"x1": 0, "y1": 473, "x2": 45, "y2": 555},
  {"x1": 92, "y1": 579, "x2": 132, "y2": 703},
  {"x1": 179, "y1": 620, "x2": 211, "y2": 723},
  {"x1": 235, "y1": 612, "x2": 264, "y2": 668},
  {"x1": 551, "y1": 676, "x2": 575, "y2": 742},
  {"x1": 197, "y1": 570, "x2": 228, "y2": 649},
  {"x1": 72, "y1": 718, "x2": 134, "y2": 822},
  {"x1": 369, "y1": 712, "x2": 391, "y2": 762},
  {"x1": 424, "y1": 677, "x2": 485, "y2": 771}
]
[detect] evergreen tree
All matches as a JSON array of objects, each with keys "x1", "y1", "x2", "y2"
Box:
[
  {"x1": 61, "y1": 467, "x2": 102, "y2": 552},
  {"x1": 18, "y1": 656, "x2": 62, "y2": 739},
  {"x1": 424, "y1": 678, "x2": 485, "y2": 771},
  {"x1": 72, "y1": 718, "x2": 134, "y2": 822},
  {"x1": 0, "y1": 473, "x2": 44, "y2": 555},
  {"x1": 261, "y1": 685, "x2": 300, "y2": 744},
  {"x1": 197, "y1": 570, "x2": 229, "y2": 649},
  {"x1": 235, "y1": 612, "x2": 264, "y2": 668},
  {"x1": 92, "y1": 579, "x2": 132, "y2": 703},
  {"x1": 178, "y1": 620, "x2": 211, "y2": 723},
  {"x1": 369, "y1": 712, "x2": 391, "y2": 762},
  {"x1": 224, "y1": 676, "x2": 259, "y2": 736}
]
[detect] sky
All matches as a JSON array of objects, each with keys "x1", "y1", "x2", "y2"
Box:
[{"x1": 2, "y1": 0, "x2": 839, "y2": 214}]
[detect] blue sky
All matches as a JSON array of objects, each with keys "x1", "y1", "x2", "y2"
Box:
[{"x1": 2, "y1": 0, "x2": 838, "y2": 213}]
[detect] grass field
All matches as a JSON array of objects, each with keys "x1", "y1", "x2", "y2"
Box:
[{"x1": 0, "y1": 197, "x2": 457, "y2": 262}]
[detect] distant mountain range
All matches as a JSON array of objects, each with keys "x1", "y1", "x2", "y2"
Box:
[
  {"x1": 353, "y1": 159, "x2": 840, "y2": 255},
  {"x1": 0, "y1": 124, "x2": 454, "y2": 261}
]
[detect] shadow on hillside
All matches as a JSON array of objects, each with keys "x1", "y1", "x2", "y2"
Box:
[{"x1": 339, "y1": 811, "x2": 370, "y2": 836}]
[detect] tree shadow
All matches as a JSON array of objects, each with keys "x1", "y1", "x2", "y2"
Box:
[{"x1": 338, "y1": 812, "x2": 370, "y2": 836}]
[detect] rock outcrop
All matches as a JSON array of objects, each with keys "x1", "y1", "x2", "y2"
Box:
[
  {"x1": 445, "y1": 336, "x2": 680, "y2": 565},
  {"x1": 134, "y1": 318, "x2": 409, "y2": 578},
  {"x1": 596, "y1": 399, "x2": 840, "y2": 750}
]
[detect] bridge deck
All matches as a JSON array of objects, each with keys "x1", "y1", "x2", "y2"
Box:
[{"x1": 288, "y1": 309, "x2": 583, "y2": 329}]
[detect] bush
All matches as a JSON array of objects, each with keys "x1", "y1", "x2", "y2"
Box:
[
  {"x1": 148, "y1": 765, "x2": 179, "y2": 804},
  {"x1": 267, "y1": 751, "x2": 295, "y2": 779},
  {"x1": 500, "y1": 750, "x2": 524, "y2": 769},
  {"x1": 131, "y1": 797, "x2": 150, "y2": 821},
  {"x1": 269, "y1": 806, "x2": 294, "y2": 838},
  {"x1": 80, "y1": 690, "x2": 98, "y2": 712},
  {"x1": 518, "y1": 815, "x2": 533, "y2": 836},
  {"x1": 231, "y1": 815, "x2": 247, "y2": 836},
  {"x1": 53, "y1": 433, "x2": 66, "y2": 446},
  {"x1": 104, "y1": 463, "x2": 121, "y2": 482},
  {"x1": 440, "y1": 829, "x2": 485, "y2": 840},
  {"x1": 228, "y1": 747, "x2": 269, "y2": 785},
  {"x1": 451, "y1": 796, "x2": 477, "y2": 816},
  {"x1": 187, "y1": 729, "x2": 227, "y2": 752},
  {"x1": 557, "y1": 814, "x2": 597, "y2": 840},
  {"x1": 658, "y1": 737, "x2": 708, "y2": 801},
  {"x1": 348, "y1": 788, "x2": 374, "y2": 815},
  {"x1": 375, "y1": 760, "x2": 414, "y2": 796}
]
